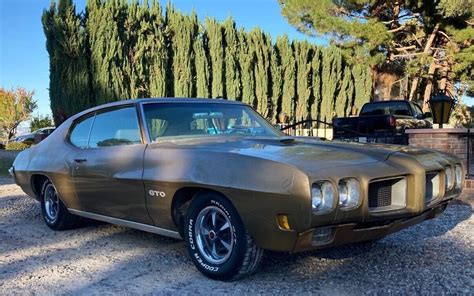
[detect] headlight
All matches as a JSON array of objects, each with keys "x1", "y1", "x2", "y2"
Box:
[
  {"x1": 445, "y1": 166, "x2": 454, "y2": 190},
  {"x1": 312, "y1": 182, "x2": 335, "y2": 213},
  {"x1": 455, "y1": 164, "x2": 463, "y2": 189},
  {"x1": 338, "y1": 178, "x2": 361, "y2": 209}
]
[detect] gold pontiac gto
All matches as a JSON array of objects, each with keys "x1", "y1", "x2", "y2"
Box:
[{"x1": 10, "y1": 98, "x2": 463, "y2": 280}]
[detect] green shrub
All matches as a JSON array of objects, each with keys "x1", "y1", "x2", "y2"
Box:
[
  {"x1": 23, "y1": 139, "x2": 34, "y2": 146},
  {"x1": 5, "y1": 142, "x2": 30, "y2": 151}
]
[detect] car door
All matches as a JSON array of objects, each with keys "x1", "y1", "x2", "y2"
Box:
[{"x1": 68, "y1": 105, "x2": 152, "y2": 225}]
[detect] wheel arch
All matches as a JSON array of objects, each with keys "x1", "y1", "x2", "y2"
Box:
[
  {"x1": 30, "y1": 174, "x2": 51, "y2": 200},
  {"x1": 171, "y1": 186, "x2": 234, "y2": 237}
]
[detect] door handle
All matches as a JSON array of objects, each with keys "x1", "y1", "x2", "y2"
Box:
[{"x1": 74, "y1": 158, "x2": 87, "y2": 163}]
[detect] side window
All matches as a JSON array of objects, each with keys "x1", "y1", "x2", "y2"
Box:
[
  {"x1": 410, "y1": 102, "x2": 423, "y2": 117},
  {"x1": 70, "y1": 116, "x2": 94, "y2": 148},
  {"x1": 89, "y1": 107, "x2": 141, "y2": 148}
]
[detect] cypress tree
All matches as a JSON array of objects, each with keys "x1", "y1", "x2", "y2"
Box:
[
  {"x1": 352, "y1": 64, "x2": 372, "y2": 115},
  {"x1": 320, "y1": 46, "x2": 343, "y2": 122},
  {"x1": 42, "y1": 0, "x2": 93, "y2": 125},
  {"x1": 206, "y1": 18, "x2": 225, "y2": 98},
  {"x1": 223, "y1": 17, "x2": 241, "y2": 101},
  {"x1": 294, "y1": 41, "x2": 312, "y2": 121},
  {"x1": 87, "y1": 0, "x2": 129, "y2": 104},
  {"x1": 238, "y1": 30, "x2": 256, "y2": 107},
  {"x1": 275, "y1": 35, "x2": 296, "y2": 122},
  {"x1": 167, "y1": 4, "x2": 197, "y2": 97},
  {"x1": 43, "y1": 0, "x2": 362, "y2": 124},
  {"x1": 336, "y1": 67, "x2": 354, "y2": 117},
  {"x1": 194, "y1": 31, "x2": 211, "y2": 98},
  {"x1": 270, "y1": 46, "x2": 283, "y2": 121},
  {"x1": 250, "y1": 28, "x2": 271, "y2": 117},
  {"x1": 310, "y1": 46, "x2": 322, "y2": 120},
  {"x1": 148, "y1": 0, "x2": 168, "y2": 97},
  {"x1": 124, "y1": 0, "x2": 148, "y2": 98}
]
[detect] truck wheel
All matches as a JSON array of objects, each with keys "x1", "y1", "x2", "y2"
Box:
[
  {"x1": 184, "y1": 192, "x2": 263, "y2": 281},
  {"x1": 40, "y1": 180, "x2": 78, "y2": 230}
]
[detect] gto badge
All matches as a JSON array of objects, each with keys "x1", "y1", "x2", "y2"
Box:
[{"x1": 148, "y1": 189, "x2": 166, "y2": 198}]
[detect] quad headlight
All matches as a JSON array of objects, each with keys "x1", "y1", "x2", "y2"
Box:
[
  {"x1": 455, "y1": 164, "x2": 463, "y2": 189},
  {"x1": 311, "y1": 182, "x2": 335, "y2": 213},
  {"x1": 445, "y1": 166, "x2": 454, "y2": 190},
  {"x1": 338, "y1": 178, "x2": 361, "y2": 209}
]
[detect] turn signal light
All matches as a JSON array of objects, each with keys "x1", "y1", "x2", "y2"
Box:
[{"x1": 277, "y1": 215, "x2": 291, "y2": 230}]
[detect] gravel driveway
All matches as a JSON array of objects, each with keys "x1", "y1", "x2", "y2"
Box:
[{"x1": 1, "y1": 178, "x2": 473, "y2": 295}]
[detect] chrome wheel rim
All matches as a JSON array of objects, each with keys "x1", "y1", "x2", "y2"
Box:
[
  {"x1": 44, "y1": 185, "x2": 59, "y2": 222},
  {"x1": 195, "y1": 206, "x2": 234, "y2": 264}
]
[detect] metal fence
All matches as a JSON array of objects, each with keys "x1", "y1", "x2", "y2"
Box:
[{"x1": 280, "y1": 118, "x2": 409, "y2": 145}]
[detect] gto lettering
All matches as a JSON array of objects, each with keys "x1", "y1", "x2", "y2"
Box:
[{"x1": 148, "y1": 189, "x2": 166, "y2": 198}]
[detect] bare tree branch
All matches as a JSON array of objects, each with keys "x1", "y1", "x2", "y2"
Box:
[{"x1": 388, "y1": 25, "x2": 408, "y2": 33}]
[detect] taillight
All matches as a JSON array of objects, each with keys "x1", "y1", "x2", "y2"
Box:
[{"x1": 389, "y1": 116, "x2": 396, "y2": 127}]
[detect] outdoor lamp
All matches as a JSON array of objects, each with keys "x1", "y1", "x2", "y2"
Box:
[
  {"x1": 428, "y1": 91, "x2": 456, "y2": 128},
  {"x1": 278, "y1": 112, "x2": 288, "y2": 125}
]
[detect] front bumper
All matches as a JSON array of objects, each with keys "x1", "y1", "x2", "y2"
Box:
[{"x1": 293, "y1": 199, "x2": 451, "y2": 252}]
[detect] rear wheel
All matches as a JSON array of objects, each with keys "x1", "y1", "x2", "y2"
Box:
[
  {"x1": 184, "y1": 192, "x2": 263, "y2": 281},
  {"x1": 40, "y1": 180, "x2": 78, "y2": 230}
]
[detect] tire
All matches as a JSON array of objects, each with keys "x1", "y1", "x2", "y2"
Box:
[
  {"x1": 184, "y1": 192, "x2": 263, "y2": 281},
  {"x1": 40, "y1": 180, "x2": 78, "y2": 230}
]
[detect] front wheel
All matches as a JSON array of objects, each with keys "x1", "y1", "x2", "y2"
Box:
[{"x1": 184, "y1": 192, "x2": 263, "y2": 280}]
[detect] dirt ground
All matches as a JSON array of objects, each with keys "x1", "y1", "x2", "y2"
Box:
[{"x1": 1, "y1": 178, "x2": 473, "y2": 295}]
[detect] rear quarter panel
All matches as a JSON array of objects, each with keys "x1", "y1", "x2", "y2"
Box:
[{"x1": 13, "y1": 119, "x2": 78, "y2": 208}]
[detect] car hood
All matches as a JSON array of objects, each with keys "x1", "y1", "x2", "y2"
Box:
[{"x1": 153, "y1": 136, "x2": 418, "y2": 172}]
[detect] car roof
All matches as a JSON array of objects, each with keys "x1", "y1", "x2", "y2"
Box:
[
  {"x1": 364, "y1": 100, "x2": 411, "y2": 104},
  {"x1": 69, "y1": 98, "x2": 247, "y2": 123},
  {"x1": 106, "y1": 97, "x2": 243, "y2": 107},
  {"x1": 72, "y1": 98, "x2": 245, "y2": 120}
]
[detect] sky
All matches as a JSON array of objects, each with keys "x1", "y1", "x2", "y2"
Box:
[{"x1": 0, "y1": 0, "x2": 323, "y2": 120}]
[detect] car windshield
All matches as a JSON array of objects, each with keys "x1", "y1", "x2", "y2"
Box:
[
  {"x1": 360, "y1": 102, "x2": 411, "y2": 116},
  {"x1": 142, "y1": 102, "x2": 283, "y2": 141}
]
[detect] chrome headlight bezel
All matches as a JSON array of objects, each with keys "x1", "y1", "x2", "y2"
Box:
[
  {"x1": 338, "y1": 178, "x2": 361, "y2": 210},
  {"x1": 455, "y1": 164, "x2": 463, "y2": 189},
  {"x1": 311, "y1": 181, "x2": 335, "y2": 214},
  {"x1": 445, "y1": 166, "x2": 454, "y2": 190}
]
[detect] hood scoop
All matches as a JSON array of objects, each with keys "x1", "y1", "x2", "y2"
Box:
[{"x1": 279, "y1": 137, "x2": 297, "y2": 145}]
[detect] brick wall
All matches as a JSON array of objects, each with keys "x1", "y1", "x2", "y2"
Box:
[
  {"x1": 462, "y1": 179, "x2": 474, "y2": 203},
  {"x1": 405, "y1": 128, "x2": 472, "y2": 203}
]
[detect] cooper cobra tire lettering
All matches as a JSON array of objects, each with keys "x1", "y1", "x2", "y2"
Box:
[
  {"x1": 193, "y1": 253, "x2": 219, "y2": 271},
  {"x1": 184, "y1": 192, "x2": 262, "y2": 280},
  {"x1": 188, "y1": 219, "x2": 195, "y2": 250},
  {"x1": 210, "y1": 200, "x2": 231, "y2": 219}
]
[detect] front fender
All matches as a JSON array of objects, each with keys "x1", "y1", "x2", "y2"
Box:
[{"x1": 142, "y1": 145, "x2": 311, "y2": 251}]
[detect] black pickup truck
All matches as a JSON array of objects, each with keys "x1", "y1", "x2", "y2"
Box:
[{"x1": 332, "y1": 100, "x2": 432, "y2": 144}]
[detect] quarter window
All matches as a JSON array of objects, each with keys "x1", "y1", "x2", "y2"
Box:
[
  {"x1": 88, "y1": 107, "x2": 141, "y2": 148},
  {"x1": 70, "y1": 116, "x2": 94, "y2": 148}
]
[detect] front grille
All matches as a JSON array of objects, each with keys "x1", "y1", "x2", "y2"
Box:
[{"x1": 368, "y1": 179, "x2": 396, "y2": 208}]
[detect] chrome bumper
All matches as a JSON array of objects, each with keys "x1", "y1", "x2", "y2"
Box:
[{"x1": 295, "y1": 199, "x2": 451, "y2": 252}]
